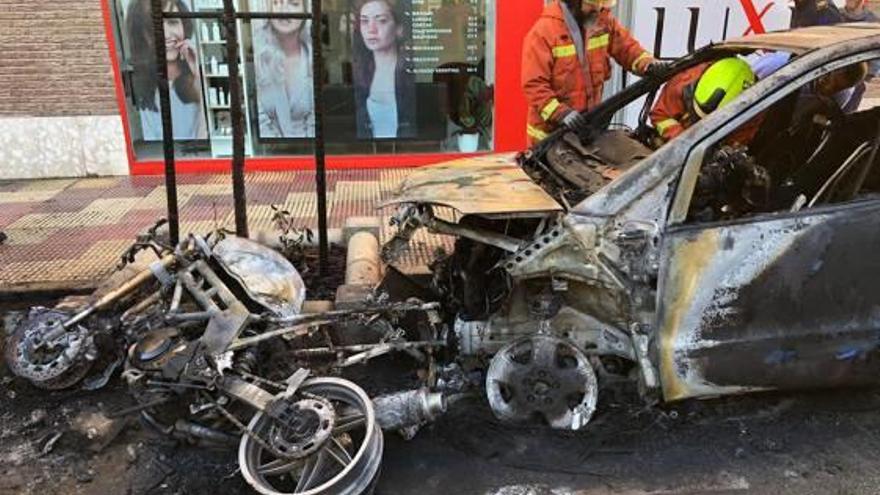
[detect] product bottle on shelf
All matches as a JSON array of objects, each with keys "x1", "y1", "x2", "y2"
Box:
[
  {"x1": 211, "y1": 22, "x2": 221, "y2": 41},
  {"x1": 210, "y1": 56, "x2": 219, "y2": 76},
  {"x1": 200, "y1": 22, "x2": 209, "y2": 41}
]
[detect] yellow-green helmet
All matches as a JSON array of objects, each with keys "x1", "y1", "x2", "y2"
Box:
[
  {"x1": 582, "y1": 0, "x2": 618, "y2": 7},
  {"x1": 693, "y1": 58, "x2": 756, "y2": 119}
]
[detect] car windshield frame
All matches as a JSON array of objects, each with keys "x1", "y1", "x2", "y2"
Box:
[
  {"x1": 569, "y1": 34, "x2": 880, "y2": 219},
  {"x1": 667, "y1": 48, "x2": 880, "y2": 226}
]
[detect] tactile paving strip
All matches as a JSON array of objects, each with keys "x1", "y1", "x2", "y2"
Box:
[{"x1": 0, "y1": 169, "x2": 451, "y2": 292}]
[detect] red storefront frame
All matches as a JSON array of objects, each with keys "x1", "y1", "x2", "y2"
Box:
[{"x1": 99, "y1": 0, "x2": 543, "y2": 175}]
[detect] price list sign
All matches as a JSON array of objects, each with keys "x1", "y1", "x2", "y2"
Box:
[
  {"x1": 409, "y1": 0, "x2": 487, "y2": 77},
  {"x1": 350, "y1": 0, "x2": 490, "y2": 141}
]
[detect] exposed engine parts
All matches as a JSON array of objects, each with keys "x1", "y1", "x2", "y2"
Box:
[
  {"x1": 372, "y1": 388, "x2": 447, "y2": 435},
  {"x1": 4, "y1": 212, "x2": 642, "y2": 495}
]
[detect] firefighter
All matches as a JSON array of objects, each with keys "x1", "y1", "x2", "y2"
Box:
[
  {"x1": 522, "y1": 0, "x2": 663, "y2": 145},
  {"x1": 650, "y1": 57, "x2": 757, "y2": 143}
]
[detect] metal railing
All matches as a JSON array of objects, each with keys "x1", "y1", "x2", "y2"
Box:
[{"x1": 149, "y1": 0, "x2": 330, "y2": 271}]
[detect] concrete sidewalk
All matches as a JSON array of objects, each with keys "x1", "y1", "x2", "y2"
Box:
[{"x1": 0, "y1": 169, "x2": 449, "y2": 293}]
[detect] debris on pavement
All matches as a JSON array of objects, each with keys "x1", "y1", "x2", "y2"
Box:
[
  {"x1": 4, "y1": 24, "x2": 880, "y2": 495},
  {"x1": 39, "y1": 432, "x2": 63, "y2": 456}
]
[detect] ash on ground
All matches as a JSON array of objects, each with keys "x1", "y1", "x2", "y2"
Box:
[
  {"x1": 3, "y1": 345, "x2": 880, "y2": 495},
  {"x1": 4, "y1": 254, "x2": 880, "y2": 494}
]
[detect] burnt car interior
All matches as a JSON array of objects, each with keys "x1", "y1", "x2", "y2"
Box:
[
  {"x1": 519, "y1": 45, "x2": 880, "y2": 224},
  {"x1": 685, "y1": 58, "x2": 880, "y2": 224},
  {"x1": 519, "y1": 47, "x2": 765, "y2": 208}
]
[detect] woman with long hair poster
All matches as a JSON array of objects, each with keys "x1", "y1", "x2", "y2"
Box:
[
  {"x1": 352, "y1": 0, "x2": 417, "y2": 139},
  {"x1": 126, "y1": 0, "x2": 207, "y2": 141},
  {"x1": 253, "y1": 0, "x2": 315, "y2": 138}
]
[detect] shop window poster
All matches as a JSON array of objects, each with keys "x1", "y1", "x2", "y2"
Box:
[
  {"x1": 124, "y1": 0, "x2": 208, "y2": 141},
  {"x1": 352, "y1": 0, "x2": 417, "y2": 140},
  {"x1": 252, "y1": 0, "x2": 316, "y2": 139}
]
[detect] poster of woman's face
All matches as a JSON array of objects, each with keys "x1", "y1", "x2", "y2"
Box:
[
  {"x1": 124, "y1": 0, "x2": 207, "y2": 141},
  {"x1": 253, "y1": 0, "x2": 316, "y2": 139},
  {"x1": 352, "y1": 0, "x2": 417, "y2": 140}
]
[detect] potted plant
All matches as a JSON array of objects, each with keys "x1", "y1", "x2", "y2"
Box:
[{"x1": 455, "y1": 75, "x2": 493, "y2": 153}]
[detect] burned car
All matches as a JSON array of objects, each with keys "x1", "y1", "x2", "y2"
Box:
[
  {"x1": 382, "y1": 24, "x2": 880, "y2": 430},
  {"x1": 5, "y1": 24, "x2": 880, "y2": 495}
]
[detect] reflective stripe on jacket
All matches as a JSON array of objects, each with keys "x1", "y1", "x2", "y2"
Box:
[
  {"x1": 522, "y1": 1, "x2": 654, "y2": 145},
  {"x1": 650, "y1": 63, "x2": 710, "y2": 141}
]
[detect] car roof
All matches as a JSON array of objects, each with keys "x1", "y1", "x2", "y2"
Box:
[{"x1": 721, "y1": 23, "x2": 880, "y2": 54}]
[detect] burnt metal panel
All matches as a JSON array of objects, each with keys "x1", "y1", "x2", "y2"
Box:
[
  {"x1": 212, "y1": 236, "x2": 305, "y2": 318},
  {"x1": 378, "y1": 154, "x2": 562, "y2": 216},
  {"x1": 656, "y1": 199, "x2": 880, "y2": 402},
  {"x1": 722, "y1": 24, "x2": 880, "y2": 54}
]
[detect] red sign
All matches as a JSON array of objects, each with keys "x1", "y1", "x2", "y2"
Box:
[{"x1": 740, "y1": 0, "x2": 776, "y2": 35}]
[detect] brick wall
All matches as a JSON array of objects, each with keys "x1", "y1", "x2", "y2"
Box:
[{"x1": 0, "y1": 0, "x2": 118, "y2": 117}]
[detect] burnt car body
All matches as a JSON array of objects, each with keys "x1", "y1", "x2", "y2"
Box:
[
  {"x1": 6, "y1": 24, "x2": 880, "y2": 495},
  {"x1": 382, "y1": 24, "x2": 880, "y2": 425}
]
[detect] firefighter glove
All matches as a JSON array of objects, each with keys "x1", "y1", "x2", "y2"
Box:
[
  {"x1": 645, "y1": 60, "x2": 671, "y2": 79},
  {"x1": 562, "y1": 111, "x2": 584, "y2": 129}
]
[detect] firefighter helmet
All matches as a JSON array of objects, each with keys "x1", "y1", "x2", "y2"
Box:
[
  {"x1": 693, "y1": 57, "x2": 756, "y2": 119},
  {"x1": 582, "y1": 0, "x2": 618, "y2": 7}
]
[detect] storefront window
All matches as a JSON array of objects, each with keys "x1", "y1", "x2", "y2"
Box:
[{"x1": 109, "y1": 0, "x2": 496, "y2": 161}]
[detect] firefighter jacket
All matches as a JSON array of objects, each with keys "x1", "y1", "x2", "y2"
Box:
[
  {"x1": 650, "y1": 62, "x2": 762, "y2": 145},
  {"x1": 522, "y1": 1, "x2": 654, "y2": 144},
  {"x1": 650, "y1": 63, "x2": 711, "y2": 141}
]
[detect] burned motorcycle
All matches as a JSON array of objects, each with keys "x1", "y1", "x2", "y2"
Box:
[{"x1": 5, "y1": 231, "x2": 447, "y2": 494}]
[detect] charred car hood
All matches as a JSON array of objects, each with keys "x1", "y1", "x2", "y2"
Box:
[{"x1": 379, "y1": 154, "x2": 562, "y2": 216}]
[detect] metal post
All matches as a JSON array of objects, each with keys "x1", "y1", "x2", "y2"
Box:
[
  {"x1": 223, "y1": 0, "x2": 249, "y2": 238},
  {"x1": 150, "y1": 0, "x2": 180, "y2": 245},
  {"x1": 311, "y1": 0, "x2": 330, "y2": 273},
  {"x1": 159, "y1": 6, "x2": 320, "y2": 248}
]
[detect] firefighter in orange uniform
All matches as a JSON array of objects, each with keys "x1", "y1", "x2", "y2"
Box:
[
  {"x1": 650, "y1": 57, "x2": 758, "y2": 144},
  {"x1": 522, "y1": 0, "x2": 663, "y2": 145}
]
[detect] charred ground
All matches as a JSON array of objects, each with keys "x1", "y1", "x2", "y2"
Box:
[
  {"x1": 3, "y1": 301, "x2": 880, "y2": 495},
  {"x1": 3, "y1": 250, "x2": 880, "y2": 495}
]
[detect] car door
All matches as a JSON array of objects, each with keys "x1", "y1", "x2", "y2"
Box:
[
  {"x1": 653, "y1": 52, "x2": 880, "y2": 402},
  {"x1": 656, "y1": 198, "x2": 880, "y2": 402}
]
